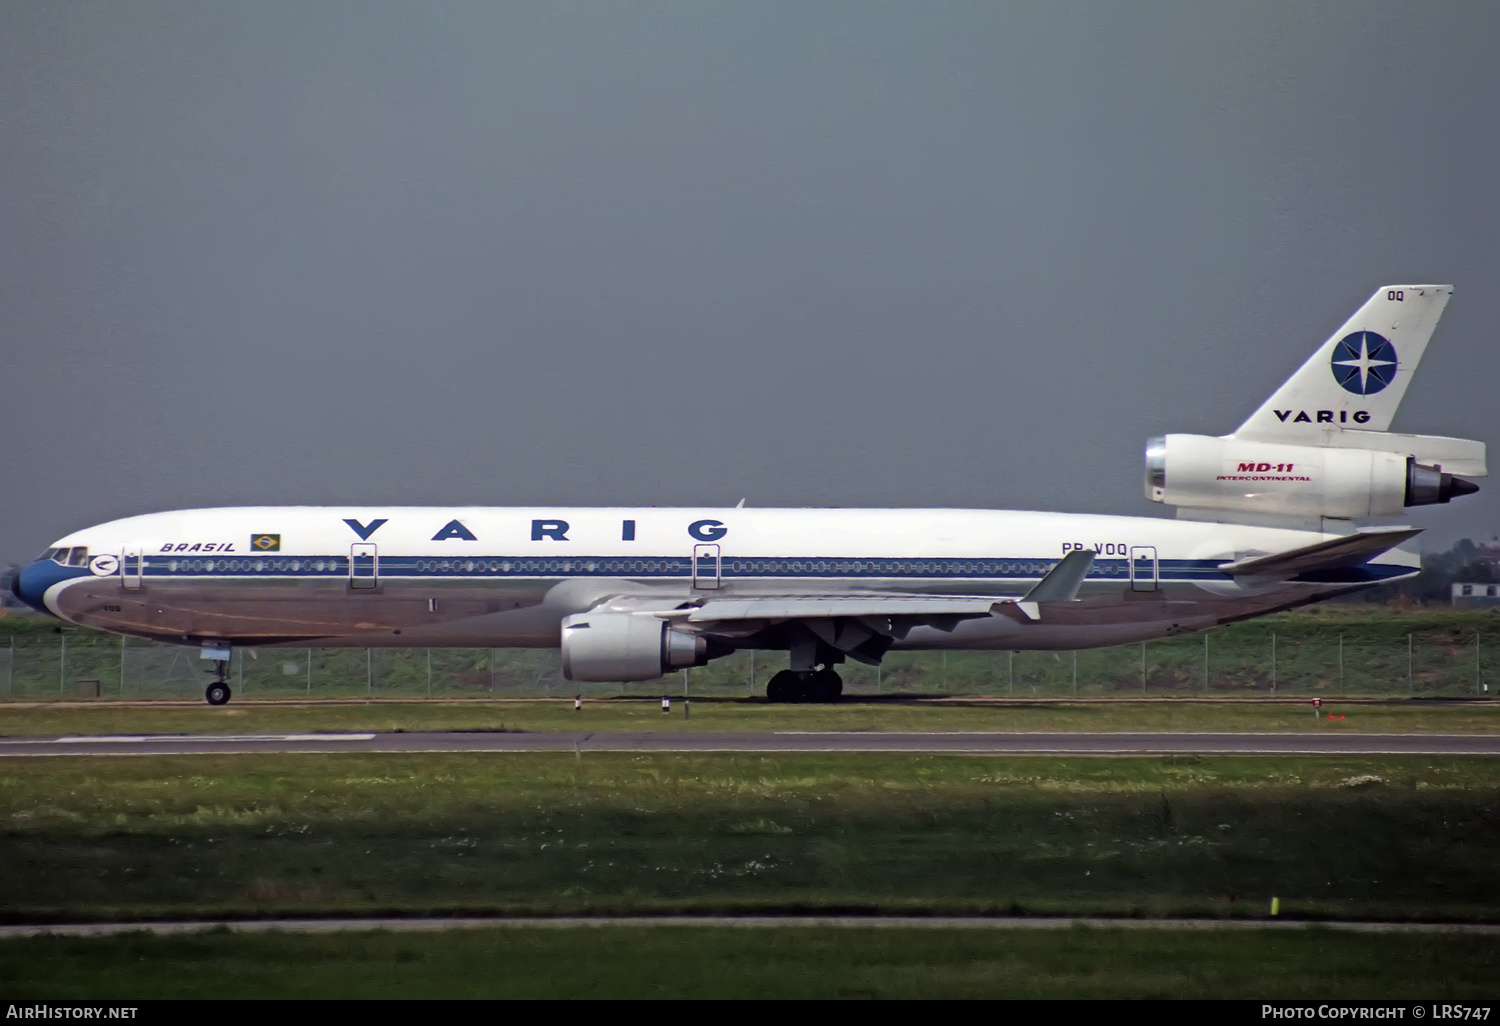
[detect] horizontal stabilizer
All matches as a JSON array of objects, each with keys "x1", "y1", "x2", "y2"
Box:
[
  {"x1": 1217, "y1": 527, "x2": 1421, "y2": 579},
  {"x1": 1021, "y1": 549, "x2": 1096, "y2": 602},
  {"x1": 1316, "y1": 430, "x2": 1487, "y2": 477}
]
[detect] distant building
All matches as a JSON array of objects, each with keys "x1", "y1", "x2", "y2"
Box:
[
  {"x1": 1452, "y1": 582, "x2": 1500, "y2": 605},
  {"x1": 1477, "y1": 539, "x2": 1500, "y2": 572}
]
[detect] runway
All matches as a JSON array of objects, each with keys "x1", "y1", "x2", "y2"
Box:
[{"x1": 0, "y1": 730, "x2": 1497, "y2": 756}]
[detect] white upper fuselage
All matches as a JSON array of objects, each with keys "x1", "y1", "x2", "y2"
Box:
[{"x1": 48, "y1": 505, "x2": 1339, "y2": 565}]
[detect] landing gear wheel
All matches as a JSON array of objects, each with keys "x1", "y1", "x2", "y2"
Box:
[
  {"x1": 807, "y1": 670, "x2": 843, "y2": 703},
  {"x1": 766, "y1": 670, "x2": 800, "y2": 703},
  {"x1": 205, "y1": 682, "x2": 231, "y2": 706}
]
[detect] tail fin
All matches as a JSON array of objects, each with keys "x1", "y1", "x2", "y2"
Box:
[{"x1": 1235, "y1": 285, "x2": 1453, "y2": 440}]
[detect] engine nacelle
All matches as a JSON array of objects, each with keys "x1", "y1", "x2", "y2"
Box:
[
  {"x1": 1145, "y1": 434, "x2": 1479, "y2": 519},
  {"x1": 560, "y1": 612, "x2": 708, "y2": 682}
]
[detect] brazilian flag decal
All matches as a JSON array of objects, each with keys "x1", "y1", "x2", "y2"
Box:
[{"x1": 251, "y1": 534, "x2": 281, "y2": 552}]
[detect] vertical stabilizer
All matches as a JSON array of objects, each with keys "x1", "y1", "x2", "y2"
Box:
[{"x1": 1235, "y1": 285, "x2": 1453, "y2": 440}]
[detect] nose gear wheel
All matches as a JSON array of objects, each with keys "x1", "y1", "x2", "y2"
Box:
[{"x1": 205, "y1": 658, "x2": 232, "y2": 706}]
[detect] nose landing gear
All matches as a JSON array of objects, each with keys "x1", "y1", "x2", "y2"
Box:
[{"x1": 204, "y1": 655, "x2": 232, "y2": 706}]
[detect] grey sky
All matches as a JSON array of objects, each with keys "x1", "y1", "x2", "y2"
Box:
[{"x1": 2, "y1": 1, "x2": 1497, "y2": 562}]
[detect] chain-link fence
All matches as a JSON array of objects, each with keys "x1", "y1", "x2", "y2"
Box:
[{"x1": 0, "y1": 612, "x2": 1493, "y2": 700}]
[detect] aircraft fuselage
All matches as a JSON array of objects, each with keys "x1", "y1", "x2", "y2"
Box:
[{"x1": 15, "y1": 505, "x2": 1415, "y2": 653}]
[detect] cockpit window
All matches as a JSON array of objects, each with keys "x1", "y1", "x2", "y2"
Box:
[{"x1": 67, "y1": 547, "x2": 89, "y2": 567}]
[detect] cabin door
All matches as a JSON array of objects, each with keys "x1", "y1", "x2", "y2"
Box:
[
  {"x1": 1129, "y1": 545, "x2": 1159, "y2": 592},
  {"x1": 121, "y1": 547, "x2": 143, "y2": 591},
  {"x1": 692, "y1": 543, "x2": 721, "y2": 590},
  {"x1": 350, "y1": 543, "x2": 379, "y2": 589}
]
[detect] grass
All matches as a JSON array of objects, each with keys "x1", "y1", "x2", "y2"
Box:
[
  {"x1": 2, "y1": 753, "x2": 1498, "y2": 923},
  {"x1": 4, "y1": 926, "x2": 1499, "y2": 998},
  {"x1": 0, "y1": 696, "x2": 1497, "y2": 737}
]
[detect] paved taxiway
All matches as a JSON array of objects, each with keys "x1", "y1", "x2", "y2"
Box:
[{"x1": 0, "y1": 730, "x2": 1496, "y2": 756}]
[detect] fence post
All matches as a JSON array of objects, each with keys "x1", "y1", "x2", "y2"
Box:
[
  {"x1": 8, "y1": 635, "x2": 13, "y2": 696},
  {"x1": 120, "y1": 636, "x2": 126, "y2": 697},
  {"x1": 1338, "y1": 634, "x2": 1343, "y2": 694},
  {"x1": 1072, "y1": 651, "x2": 1077, "y2": 696},
  {"x1": 1203, "y1": 632, "x2": 1209, "y2": 693},
  {"x1": 1008, "y1": 651, "x2": 1014, "y2": 696},
  {"x1": 59, "y1": 633, "x2": 66, "y2": 695},
  {"x1": 488, "y1": 649, "x2": 494, "y2": 694},
  {"x1": 1141, "y1": 641, "x2": 1146, "y2": 695},
  {"x1": 427, "y1": 649, "x2": 432, "y2": 699},
  {"x1": 1478, "y1": 632, "x2": 1483, "y2": 695},
  {"x1": 1408, "y1": 633, "x2": 1413, "y2": 693},
  {"x1": 367, "y1": 648, "x2": 372, "y2": 696},
  {"x1": 1271, "y1": 632, "x2": 1276, "y2": 695},
  {"x1": 306, "y1": 648, "x2": 312, "y2": 697}
]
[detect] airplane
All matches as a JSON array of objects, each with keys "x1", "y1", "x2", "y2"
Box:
[{"x1": 12, "y1": 284, "x2": 1485, "y2": 706}]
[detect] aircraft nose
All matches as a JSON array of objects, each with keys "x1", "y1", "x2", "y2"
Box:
[{"x1": 13, "y1": 560, "x2": 61, "y2": 617}]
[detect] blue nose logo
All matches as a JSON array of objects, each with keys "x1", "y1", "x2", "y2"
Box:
[{"x1": 1331, "y1": 331, "x2": 1398, "y2": 395}]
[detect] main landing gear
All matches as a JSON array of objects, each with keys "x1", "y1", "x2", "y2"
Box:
[
  {"x1": 205, "y1": 659, "x2": 232, "y2": 706},
  {"x1": 765, "y1": 668, "x2": 843, "y2": 703}
]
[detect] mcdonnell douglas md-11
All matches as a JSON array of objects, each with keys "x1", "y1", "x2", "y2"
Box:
[{"x1": 13, "y1": 285, "x2": 1484, "y2": 704}]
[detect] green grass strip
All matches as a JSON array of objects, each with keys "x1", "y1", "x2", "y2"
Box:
[
  {"x1": 2, "y1": 697, "x2": 1498, "y2": 737},
  {"x1": 3, "y1": 753, "x2": 1498, "y2": 923},
  {"x1": 4, "y1": 926, "x2": 1498, "y2": 998}
]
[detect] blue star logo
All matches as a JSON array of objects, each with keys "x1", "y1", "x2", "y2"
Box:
[{"x1": 1331, "y1": 331, "x2": 1398, "y2": 395}]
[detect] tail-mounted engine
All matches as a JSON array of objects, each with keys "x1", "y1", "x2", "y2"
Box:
[
  {"x1": 1145, "y1": 434, "x2": 1480, "y2": 520},
  {"x1": 560, "y1": 612, "x2": 713, "y2": 682}
]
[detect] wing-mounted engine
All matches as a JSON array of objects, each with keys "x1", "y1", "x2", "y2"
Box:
[
  {"x1": 1145, "y1": 434, "x2": 1481, "y2": 520},
  {"x1": 560, "y1": 611, "x2": 722, "y2": 682}
]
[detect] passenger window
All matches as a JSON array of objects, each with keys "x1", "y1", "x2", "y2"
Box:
[{"x1": 68, "y1": 547, "x2": 89, "y2": 567}]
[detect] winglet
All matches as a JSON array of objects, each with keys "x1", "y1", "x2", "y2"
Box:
[{"x1": 1022, "y1": 550, "x2": 1096, "y2": 603}]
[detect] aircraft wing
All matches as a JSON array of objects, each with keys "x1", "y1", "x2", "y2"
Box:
[
  {"x1": 647, "y1": 594, "x2": 997, "y2": 665},
  {"x1": 654, "y1": 550, "x2": 1094, "y2": 628},
  {"x1": 1217, "y1": 526, "x2": 1421, "y2": 580},
  {"x1": 620, "y1": 552, "x2": 1096, "y2": 664},
  {"x1": 679, "y1": 595, "x2": 1002, "y2": 622}
]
